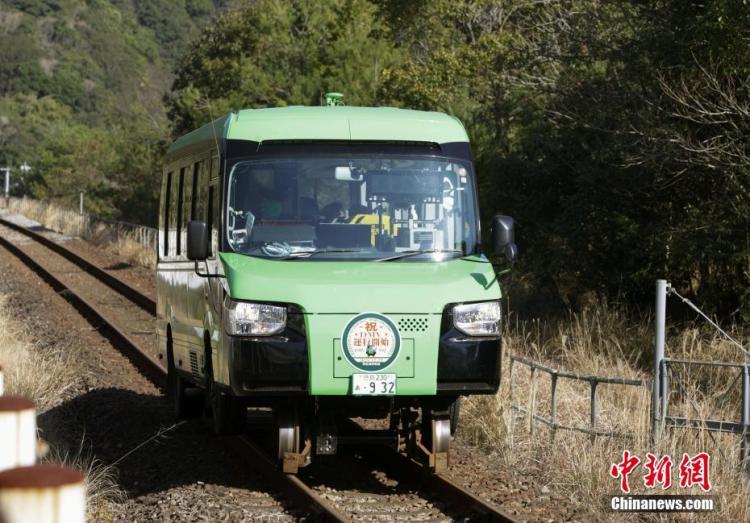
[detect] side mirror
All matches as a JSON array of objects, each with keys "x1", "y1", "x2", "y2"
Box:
[
  {"x1": 492, "y1": 215, "x2": 518, "y2": 261},
  {"x1": 187, "y1": 220, "x2": 209, "y2": 261}
]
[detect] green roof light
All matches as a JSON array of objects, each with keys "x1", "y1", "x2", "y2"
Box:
[{"x1": 324, "y1": 92, "x2": 344, "y2": 106}]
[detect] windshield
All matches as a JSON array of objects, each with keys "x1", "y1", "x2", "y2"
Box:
[{"x1": 226, "y1": 155, "x2": 479, "y2": 261}]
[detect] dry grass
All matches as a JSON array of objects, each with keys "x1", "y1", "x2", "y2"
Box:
[
  {"x1": 110, "y1": 234, "x2": 156, "y2": 268},
  {"x1": 45, "y1": 438, "x2": 125, "y2": 520},
  {"x1": 461, "y1": 300, "x2": 750, "y2": 521},
  {"x1": 0, "y1": 292, "x2": 125, "y2": 516},
  {"x1": 0, "y1": 295, "x2": 76, "y2": 412},
  {"x1": 7, "y1": 196, "x2": 156, "y2": 269}
]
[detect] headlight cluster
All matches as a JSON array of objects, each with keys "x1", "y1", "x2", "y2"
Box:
[
  {"x1": 225, "y1": 300, "x2": 286, "y2": 336},
  {"x1": 452, "y1": 301, "x2": 502, "y2": 336}
]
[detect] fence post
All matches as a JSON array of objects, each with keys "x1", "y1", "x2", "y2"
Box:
[
  {"x1": 550, "y1": 372, "x2": 558, "y2": 442},
  {"x1": 652, "y1": 279, "x2": 668, "y2": 444},
  {"x1": 742, "y1": 364, "x2": 749, "y2": 472},
  {"x1": 528, "y1": 367, "x2": 536, "y2": 436},
  {"x1": 590, "y1": 380, "x2": 598, "y2": 443},
  {"x1": 660, "y1": 361, "x2": 670, "y2": 439}
]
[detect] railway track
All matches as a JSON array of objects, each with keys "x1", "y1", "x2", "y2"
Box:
[{"x1": 0, "y1": 215, "x2": 520, "y2": 522}]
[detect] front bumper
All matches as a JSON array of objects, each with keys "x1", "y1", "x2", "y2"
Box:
[{"x1": 226, "y1": 321, "x2": 501, "y2": 396}]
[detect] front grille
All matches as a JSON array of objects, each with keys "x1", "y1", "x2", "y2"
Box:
[{"x1": 398, "y1": 317, "x2": 429, "y2": 333}]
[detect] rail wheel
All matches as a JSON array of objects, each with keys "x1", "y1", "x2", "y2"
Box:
[
  {"x1": 274, "y1": 405, "x2": 301, "y2": 472},
  {"x1": 167, "y1": 339, "x2": 202, "y2": 419},
  {"x1": 421, "y1": 409, "x2": 451, "y2": 472}
]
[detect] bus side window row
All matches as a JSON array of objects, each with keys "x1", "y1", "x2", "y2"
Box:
[{"x1": 160, "y1": 157, "x2": 218, "y2": 260}]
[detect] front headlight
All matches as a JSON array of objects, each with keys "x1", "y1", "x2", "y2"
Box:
[
  {"x1": 452, "y1": 301, "x2": 502, "y2": 336},
  {"x1": 224, "y1": 300, "x2": 286, "y2": 336}
]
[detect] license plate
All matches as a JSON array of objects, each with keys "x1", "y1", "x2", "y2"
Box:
[{"x1": 352, "y1": 373, "x2": 397, "y2": 395}]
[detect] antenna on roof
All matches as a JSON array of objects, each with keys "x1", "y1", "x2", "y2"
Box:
[{"x1": 323, "y1": 92, "x2": 344, "y2": 107}]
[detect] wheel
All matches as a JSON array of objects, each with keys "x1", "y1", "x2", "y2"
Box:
[
  {"x1": 167, "y1": 346, "x2": 202, "y2": 419},
  {"x1": 431, "y1": 415, "x2": 451, "y2": 455},
  {"x1": 274, "y1": 405, "x2": 301, "y2": 466},
  {"x1": 449, "y1": 397, "x2": 461, "y2": 435},
  {"x1": 421, "y1": 409, "x2": 451, "y2": 455}
]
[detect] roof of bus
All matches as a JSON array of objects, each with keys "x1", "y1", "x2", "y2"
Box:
[{"x1": 167, "y1": 106, "x2": 469, "y2": 158}]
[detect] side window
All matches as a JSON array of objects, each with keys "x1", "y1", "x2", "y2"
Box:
[
  {"x1": 175, "y1": 167, "x2": 185, "y2": 256},
  {"x1": 209, "y1": 155, "x2": 220, "y2": 257},
  {"x1": 161, "y1": 171, "x2": 172, "y2": 258},
  {"x1": 195, "y1": 159, "x2": 209, "y2": 223},
  {"x1": 191, "y1": 162, "x2": 200, "y2": 221},
  {"x1": 182, "y1": 165, "x2": 193, "y2": 257},
  {"x1": 169, "y1": 169, "x2": 181, "y2": 257},
  {"x1": 207, "y1": 184, "x2": 216, "y2": 258}
]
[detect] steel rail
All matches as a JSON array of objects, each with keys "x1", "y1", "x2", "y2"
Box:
[
  {"x1": 342, "y1": 422, "x2": 520, "y2": 523},
  {"x1": 0, "y1": 219, "x2": 520, "y2": 522},
  {"x1": 0, "y1": 216, "x2": 155, "y2": 314},
  {"x1": 0, "y1": 222, "x2": 351, "y2": 521},
  {"x1": 0, "y1": 230, "x2": 165, "y2": 386}
]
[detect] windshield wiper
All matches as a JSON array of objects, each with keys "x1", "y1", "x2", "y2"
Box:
[
  {"x1": 280, "y1": 248, "x2": 365, "y2": 260},
  {"x1": 374, "y1": 249, "x2": 463, "y2": 262}
]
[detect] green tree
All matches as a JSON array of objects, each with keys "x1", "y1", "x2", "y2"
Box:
[{"x1": 169, "y1": 0, "x2": 402, "y2": 133}]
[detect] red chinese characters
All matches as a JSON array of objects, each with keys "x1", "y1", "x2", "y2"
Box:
[
  {"x1": 610, "y1": 450, "x2": 712, "y2": 493},
  {"x1": 678, "y1": 452, "x2": 712, "y2": 492},
  {"x1": 643, "y1": 453, "x2": 673, "y2": 489},
  {"x1": 610, "y1": 450, "x2": 641, "y2": 494}
]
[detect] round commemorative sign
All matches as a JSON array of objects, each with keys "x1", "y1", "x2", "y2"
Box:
[{"x1": 341, "y1": 313, "x2": 401, "y2": 372}]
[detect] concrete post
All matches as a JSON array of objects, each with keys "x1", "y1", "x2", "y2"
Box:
[
  {"x1": 0, "y1": 397, "x2": 36, "y2": 472},
  {"x1": 0, "y1": 465, "x2": 86, "y2": 523},
  {"x1": 652, "y1": 279, "x2": 668, "y2": 443}
]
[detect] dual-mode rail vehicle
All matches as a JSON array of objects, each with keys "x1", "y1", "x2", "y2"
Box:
[{"x1": 157, "y1": 95, "x2": 517, "y2": 472}]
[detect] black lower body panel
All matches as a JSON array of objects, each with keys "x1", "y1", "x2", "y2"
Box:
[
  {"x1": 437, "y1": 329, "x2": 501, "y2": 394},
  {"x1": 228, "y1": 329, "x2": 308, "y2": 395}
]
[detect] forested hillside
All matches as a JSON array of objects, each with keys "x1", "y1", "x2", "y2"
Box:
[
  {"x1": 1, "y1": 0, "x2": 748, "y2": 316},
  {"x1": 0, "y1": 0, "x2": 225, "y2": 222}
]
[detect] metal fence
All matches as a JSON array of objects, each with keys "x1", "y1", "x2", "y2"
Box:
[
  {"x1": 510, "y1": 355, "x2": 644, "y2": 441},
  {"x1": 510, "y1": 279, "x2": 749, "y2": 475},
  {"x1": 652, "y1": 279, "x2": 750, "y2": 470},
  {"x1": 4, "y1": 196, "x2": 157, "y2": 252}
]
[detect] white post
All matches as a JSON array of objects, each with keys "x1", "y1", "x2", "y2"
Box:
[
  {"x1": 0, "y1": 397, "x2": 36, "y2": 472},
  {"x1": 79, "y1": 192, "x2": 84, "y2": 216},
  {"x1": 0, "y1": 465, "x2": 86, "y2": 523},
  {"x1": 3, "y1": 168, "x2": 9, "y2": 207},
  {"x1": 652, "y1": 279, "x2": 668, "y2": 443}
]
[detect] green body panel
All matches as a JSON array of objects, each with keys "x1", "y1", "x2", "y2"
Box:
[
  {"x1": 166, "y1": 106, "x2": 470, "y2": 159},
  {"x1": 220, "y1": 253, "x2": 500, "y2": 395}
]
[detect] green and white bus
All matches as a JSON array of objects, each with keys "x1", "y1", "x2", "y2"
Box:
[{"x1": 157, "y1": 100, "x2": 516, "y2": 472}]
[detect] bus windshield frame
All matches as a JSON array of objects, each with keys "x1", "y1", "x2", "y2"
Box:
[{"x1": 223, "y1": 151, "x2": 481, "y2": 262}]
